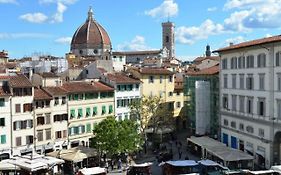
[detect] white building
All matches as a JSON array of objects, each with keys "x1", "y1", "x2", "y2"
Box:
[
  {"x1": 215, "y1": 35, "x2": 281, "y2": 169},
  {"x1": 101, "y1": 73, "x2": 141, "y2": 121},
  {"x1": 0, "y1": 76, "x2": 11, "y2": 160}
]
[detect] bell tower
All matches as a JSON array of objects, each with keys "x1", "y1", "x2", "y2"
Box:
[{"x1": 162, "y1": 21, "x2": 175, "y2": 58}]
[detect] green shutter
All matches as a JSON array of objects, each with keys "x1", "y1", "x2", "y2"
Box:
[
  {"x1": 93, "y1": 107, "x2": 97, "y2": 116},
  {"x1": 68, "y1": 95, "x2": 71, "y2": 101},
  {"x1": 0, "y1": 98, "x2": 4, "y2": 107},
  {"x1": 78, "y1": 108, "x2": 83, "y2": 118},
  {"x1": 109, "y1": 105, "x2": 113, "y2": 114},
  {"x1": 102, "y1": 106, "x2": 106, "y2": 115},
  {"x1": 86, "y1": 123, "x2": 91, "y2": 133},
  {"x1": 70, "y1": 109, "x2": 75, "y2": 119},
  {"x1": 1, "y1": 135, "x2": 6, "y2": 144},
  {"x1": 86, "y1": 107, "x2": 91, "y2": 117},
  {"x1": 74, "y1": 94, "x2": 79, "y2": 100},
  {"x1": 93, "y1": 123, "x2": 97, "y2": 130}
]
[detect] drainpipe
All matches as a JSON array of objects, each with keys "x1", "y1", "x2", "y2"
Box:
[{"x1": 9, "y1": 96, "x2": 13, "y2": 157}]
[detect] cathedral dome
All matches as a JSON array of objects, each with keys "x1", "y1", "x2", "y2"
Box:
[{"x1": 71, "y1": 7, "x2": 111, "y2": 57}]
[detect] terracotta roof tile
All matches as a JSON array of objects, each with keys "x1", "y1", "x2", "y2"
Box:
[
  {"x1": 194, "y1": 56, "x2": 220, "y2": 63},
  {"x1": 214, "y1": 35, "x2": 281, "y2": 52},
  {"x1": 9, "y1": 74, "x2": 33, "y2": 88},
  {"x1": 106, "y1": 73, "x2": 141, "y2": 84},
  {"x1": 62, "y1": 81, "x2": 113, "y2": 93},
  {"x1": 40, "y1": 72, "x2": 58, "y2": 78},
  {"x1": 43, "y1": 86, "x2": 67, "y2": 96},
  {"x1": 34, "y1": 88, "x2": 52, "y2": 100},
  {"x1": 139, "y1": 67, "x2": 174, "y2": 75},
  {"x1": 113, "y1": 50, "x2": 161, "y2": 55},
  {"x1": 186, "y1": 64, "x2": 219, "y2": 76}
]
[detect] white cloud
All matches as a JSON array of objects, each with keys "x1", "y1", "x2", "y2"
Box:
[
  {"x1": 265, "y1": 34, "x2": 272, "y2": 38},
  {"x1": 19, "y1": 13, "x2": 48, "y2": 23},
  {"x1": 224, "y1": 0, "x2": 263, "y2": 10},
  {"x1": 145, "y1": 0, "x2": 178, "y2": 19},
  {"x1": 117, "y1": 35, "x2": 152, "y2": 51},
  {"x1": 176, "y1": 19, "x2": 224, "y2": 45},
  {"x1": 55, "y1": 37, "x2": 72, "y2": 44},
  {"x1": 0, "y1": 33, "x2": 51, "y2": 39},
  {"x1": 0, "y1": 0, "x2": 17, "y2": 4},
  {"x1": 223, "y1": 10, "x2": 251, "y2": 32},
  {"x1": 50, "y1": 2, "x2": 67, "y2": 23},
  {"x1": 225, "y1": 36, "x2": 245, "y2": 45},
  {"x1": 207, "y1": 7, "x2": 217, "y2": 12}
]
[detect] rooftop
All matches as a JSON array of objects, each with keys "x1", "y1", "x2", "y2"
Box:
[
  {"x1": 34, "y1": 88, "x2": 52, "y2": 100},
  {"x1": 113, "y1": 50, "x2": 161, "y2": 56},
  {"x1": 138, "y1": 67, "x2": 174, "y2": 75},
  {"x1": 106, "y1": 73, "x2": 140, "y2": 84},
  {"x1": 9, "y1": 74, "x2": 33, "y2": 88},
  {"x1": 43, "y1": 86, "x2": 67, "y2": 96},
  {"x1": 186, "y1": 64, "x2": 219, "y2": 76},
  {"x1": 62, "y1": 81, "x2": 113, "y2": 93},
  {"x1": 214, "y1": 35, "x2": 281, "y2": 52}
]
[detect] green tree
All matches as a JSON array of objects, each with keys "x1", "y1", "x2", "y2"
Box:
[
  {"x1": 92, "y1": 116, "x2": 142, "y2": 157},
  {"x1": 129, "y1": 96, "x2": 174, "y2": 135}
]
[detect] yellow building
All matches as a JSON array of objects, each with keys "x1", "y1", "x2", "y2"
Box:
[{"x1": 128, "y1": 67, "x2": 182, "y2": 128}]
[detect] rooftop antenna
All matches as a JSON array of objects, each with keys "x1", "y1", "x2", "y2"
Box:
[{"x1": 167, "y1": 13, "x2": 170, "y2": 22}]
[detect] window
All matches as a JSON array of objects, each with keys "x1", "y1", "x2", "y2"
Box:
[
  {"x1": 15, "y1": 104, "x2": 21, "y2": 113},
  {"x1": 176, "y1": 91, "x2": 180, "y2": 96},
  {"x1": 78, "y1": 108, "x2": 83, "y2": 118},
  {"x1": 63, "y1": 130, "x2": 67, "y2": 138},
  {"x1": 109, "y1": 105, "x2": 113, "y2": 114},
  {"x1": 247, "y1": 97, "x2": 253, "y2": 114},
  {"x1": 169, "y1": 75, "x2": 173, "y2": 83},
  {"x1": 0, "y1": 98, "x2": 4, "y2": 107},
  {"x1": 16, "y1": 137, "x2": 21, "y2": 146},
  {"x1": 239, "y1": 74, "x2": 244, "y2": 89},
  {"x1": 168, "y1": 102, "x2": 173, "y2": 110},
  {"x1": 239, "y1": 96, "x2": 245, "y2": 113},
  {"x1": 0, "y1": 135, "x2": 6, "y2": 144},
  {"x1": 0, "y1": 118, "x2": 5, "y2": 127},
  {"x1": 259, "y1": 74, "x2": 265, "y2": 90},
  {"x1": 37, "y1": 130, "x2": 43, "y2": 141},
  {"x1": 23, "y1": 103, "x2": 32, "y2": 112},
  {"x1": 70, "y1": 109, "x2": 75, "y2": 119},
  {"x1": 238, "y1": 56, "x2": 245, "y2": 68},
  {"x1": 276, "y1": 52, "x2": 281, "y2": 66},
  {"x1": 160, "y1": 76, "x2": 163, "y2": 84},
  {"x1": 232, "y1": 74, "x2": 236, "y2": 89},
  {"x1": 231, "y1": 121, "x2": 236, "y2": 128},
  {"x1": 61, "y1": 97, "x2": 66, "y2": 105},
  {"x1": 277, "y1": 100, "x2": 281, "y2": 120},
  {"x1": 86, "y1": 107, "x2": 91, "y2": 117},
  {"x1": 223, "y1": 95, "x2": 228, "y2": 109},
  {"x1": 259, "y1": 128, "x2": 265, "y2": 137},
  {"x1": 56, "y1": 131, "x2": 62, "y2": 139},
  {"x1": 45, "y1": 114, "x2": 50, "y2": 124},
  {"x1": 102, "y1": 106, "x2": 106, "y2": 115},
  {"x1": 54, "y1": 97, "x2": 59, "y2": 106},
  {"x1": 135, "y1": 84, "x2": 139, "y2": 90},
  {"x1": 176, "y1": 102, "x2": 181, "y2": 108},
  {"x1": 246, "y1": 126, "x2": 254, "y2": 133},
  {"x1": 231, "y1": 57, "x2": 237, "y2": 69},
  {"x1": 257, "y1": 53, "x2": 266, "y2": 67},
  {"x1": 222, "y1": 59, "x2": 228, "y2": 69},
  {"x1": 93, "y1": 107, "x2": 97, "y2": 116},
  {"x1": 239, "y1": 123, "x2": 244, "y2": 131},
  {"x1": 86, "y1": 123, "x2": 91, "y2": 133},
  {"x1": 46, "y1": 129, "x2": 51, "y2": 140},
  {"x1": 246, "y1": 74, "x2": 254, "y2": 90},
  {"x1": 37, "y1": 116, "x2": 45, "y2": 126},
  {"x1": 223, "y1": 74, "x2": 228, "y2": 88},
  {"x1": 26, "y1": 135, "x2": 33, "y2": 144},
  {"x1": 13, "y1": 121, "x2": 21, "y2": 130},
  {"x1": 258, "y1": 98, "x2": 265, "y2": 116},
  {"x1": 149, "y1": 76, "x2": 154, "y2": 83},
  {"x1": 278, "y1": 73, "x2": 281, "y2": 91},
  {"x1": 232, "y1": 95, "x2": 237, "y2": 111},
  {"x1": 246, "y1": 55, "x2": 254, "y2": 68},
  {"x1": 166, "y1": 36, "x2": 169, "y2": 43},
  {"x1": 169, "y1": 92, "x2": 173, "y2": 97},
  {"x1": 224, "y1": 119, "x2": 228, "y2": 126}
]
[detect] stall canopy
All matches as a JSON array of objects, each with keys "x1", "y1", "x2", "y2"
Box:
[
  {"x1": 4, "y1": 154, "x2": 64, "y2": 172},
  {"x1": 187, "y1": 136, "x2": 253, "y2": 162},
  {"x1": 131, "y1": 162, "x2": 153, "y2": 167},
  {"x1": 0, "y1": 159, "x2": 20, "y2": 171},
  {"x1": 165, "y1": 160, "x2": 198, "y2": 167},
  {"x1": 198, "y1": 159, "x2": 220, "y2": 166},
  {"x1": 79, "y1": 167, "x2": 105, "y2": 175},
  {"x1": 47, "y1": 146, "x2": 98, "y2": 163}
]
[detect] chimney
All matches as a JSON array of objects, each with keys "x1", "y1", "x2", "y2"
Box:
[{"x1": 229, "y1": 42, "x2": 234, "y2": 46}]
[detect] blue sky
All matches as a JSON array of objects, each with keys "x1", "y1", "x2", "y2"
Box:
[{"x1": 1, "y1": 0, "x2": 281, "y2": 61}]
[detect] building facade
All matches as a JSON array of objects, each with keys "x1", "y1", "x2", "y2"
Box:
[{"x1": 215, "y1": 35, "x2": 281, "y2": 169}]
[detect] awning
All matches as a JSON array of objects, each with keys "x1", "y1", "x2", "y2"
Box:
[
  {"x1": 79, "y1": 167, "x2": 105, "y2": 175},
  {"x1": 245, "y1": 145, "x2": 254, "y2": 153},
  {"x1": 198, "y1": 159, "x2": 219, "y2": 166},
  {"x1": 256, "y1": 149, "x2": 265, "y2": 157},
  {"x1": 165, "y1": 160, "x2": 198, "y2": 167},
  {"x1": 132, "y1": 162, "x2": 153, "y2": 167},
  {"x1": 0, "y1": 160, "x2": 20, "y2": 171}
]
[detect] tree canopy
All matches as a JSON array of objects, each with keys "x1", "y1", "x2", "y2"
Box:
[{"x1": 92, "y1": 117, "x2": 143, "y2": 156}]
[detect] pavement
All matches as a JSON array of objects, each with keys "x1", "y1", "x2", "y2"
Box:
[{"x1": 107, "y1": 130, "x2": 200, "y2": 175}]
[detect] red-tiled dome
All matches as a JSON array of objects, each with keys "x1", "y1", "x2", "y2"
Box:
[{"x1": 71, "y1": 7, "x2": 111, "y2": 48}]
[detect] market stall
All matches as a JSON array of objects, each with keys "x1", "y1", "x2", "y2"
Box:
[{"x1": 160, "y1": 160, "x2": 199, "y2": 175}]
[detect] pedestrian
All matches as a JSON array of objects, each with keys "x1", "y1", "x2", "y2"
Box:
[
  {"x1": 179, "y1": 141, "x2": 182, "y2": 147},
  {"x1": 105, "y1": 161, "x2": 109, "y2": 173},
  {"x1": 110, "y1": 160, "x2": 114, "y2": 170},
  {"x1": 118, "y1": 158, "x2": 122, "y2": 171},
  {"x1": 179, "y1": 151, "x2": 182, "y2": 159}
]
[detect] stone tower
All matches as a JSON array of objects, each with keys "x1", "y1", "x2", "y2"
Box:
[
  {"x1": 205, "y1": 44, "x2": 211, "y2": 57},
  {"x1": 162, "y1": 21, "x2": 175, "y2": 58}
]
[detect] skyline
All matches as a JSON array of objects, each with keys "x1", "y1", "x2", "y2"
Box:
[{"x1": 1, "y1": 0, "x2": 281, "y2": 60}]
